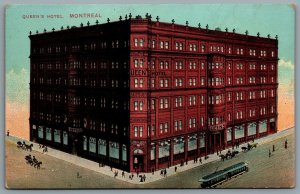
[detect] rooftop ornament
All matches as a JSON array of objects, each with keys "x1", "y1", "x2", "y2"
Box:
[
  {"x1": 67, "y1": 25, "x2": 70, "y2": 29},
  {"x1": 245, "y1": 30, "x2": 248, "y2": 35},
  {"x1": 233, "y1": 28, "x2": 235, "y2": 33},
  {"x1": 206, "y1": 24, "x2": 209, "y2": 29},
  {"x1": 275, "y1": 35, "x2": 278, "y2": 40},
  {"x1": 52, "y1": 28, "x2": 55, "y2": 32},
  {"x1": 107, "y1": 18, "x2": 110, "y2": 23},
  {"x1": 129, "y1": 13, "x2": 132, "y2": 19},
  {"x1": 44, "y1": 28, "x2": 46, "y2": 33},
  {"x1": 87, "y1": 21, "x2": 90, "y2": 26},
  {"x1": 225, "y1": 27, "x2": 228, "y2": 32},
  {"x1": 125, "y1": 14, "x2": 128, "y2": 20},
  {"x1": 186, "y1": 21, "x2": 189, "y2": 26},
  {"x1": 148, "y1": 14, "x2": 152, "y2": 20},
  {"x1": 119, "y1": 16, "x2": 122, "y2": 21},
  {"x1": 156, "y1": 16, "x2": 160, "y2": 22},
  {"x1": 29, "y1": 31, "x2": 32, "y2": 35},
  {"x1": 96, "y1": 20, "x2": 99, "y2": 25},
  {"x1": 172, "y1": 19, "x2": 175, "y2": 24},
  {"x1": 267, "y1": 34, "x2": 270, "y2": 38},
  {"x1": 198, "y1": 23, "x2": 201, "y2": 28},
  {"x1": 145, "y1": 13, "x2": 149, "y2": 18},
  {"x1": 61, "y1": 26, "x2": 64, "y2": 30},
  {"x1": 257, "y1": 32, "x2": 260, "y2": 37},
  {"x1": 36, "y1": 30, "x2": 39, "y2": 34},
  {"x1": 80, "y1": 23, "x2": 83, "y2": 27}
]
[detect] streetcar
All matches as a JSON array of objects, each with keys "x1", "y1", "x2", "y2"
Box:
[{"x1": 199, "y1": 162, "x2": 249, "y2": 188}]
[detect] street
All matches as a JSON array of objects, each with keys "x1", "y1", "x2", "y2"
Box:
[{"x1": 6, "y1": 129, "x2": 295, "y2": 189}]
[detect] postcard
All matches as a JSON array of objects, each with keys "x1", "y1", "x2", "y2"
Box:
[{"x1": 5, "y1": 4, "x2": 295, "y2": 189}]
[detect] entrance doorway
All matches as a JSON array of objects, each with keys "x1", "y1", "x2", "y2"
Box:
[{"x1": 133, "y1": 155, "x2": 144, "y2": 172}]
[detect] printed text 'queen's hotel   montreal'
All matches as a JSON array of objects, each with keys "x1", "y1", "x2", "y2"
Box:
[{"x1": 29, "y1": 15, "x2": 278, "y2": 173}]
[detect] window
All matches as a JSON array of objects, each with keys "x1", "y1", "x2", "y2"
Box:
[
  {"x1": 151, "y1": 125, "x2": 155, "y2": 136},
  {"x1": 139, "y1": 59, "x2": 143, "y2": 68},
  {"x1": 165, "y1": 41, "x2": 169, "y2": 49},
  {"x1": 160, "y1": 123, "x2": 163, "y2": 134},
  {"x1": 134, "y1": 101, "x2": 138, "y2": 111},
  {"x1": 179, "y1": 43, "x2": 183, "y2": 50},
  {"x1": 159, "y1": 98, "x2": 168, "y2": 109},
  {"x1": 189, "y1": 95, "x2": 196, "y2": 106},
  {"x1": 189, "y1": 118, "x2": 196, "y2": 129},
  {"x1": 139, "y1": 101, "x2": 143, "y2": 111},
  {"x1": 134, "y1": 38, "x2": 138, "y2": 47},
  {"x1": 134, "y1": 126, "x2": 138, "y2": 137},
  {"x1": 175, "y1": 97, "x2": 183, "y2": 107},
  {"x1": 139, "y1": 126, "x2": 143, "y2": 137},
  {"x1": 152, "y1": 40, "x2": 155, "y2": 48},
  {"x1": 140, "y1": 39, "x2": 144, "y2": 47},
  {"x1": 201, "y1": 95, "x2": 205, "y2": 104},
  {"x1": 134, "y1": 78, "x2": 138, "y2": 88},
  {"x1": 201, "y1": 77, "x2": 205, "y2": 86},
  {"x1": 139, "y1": 78, "x2": 143, "y2": 88},
  {"x1": 201, "y1": 45, "x2": 205, "y2": 52},
  {"x1": 149, "y1": 99, "x2": 155, "y2": 110},
  {"x1": 160, "y1": 41, "x2": 164, "y2": 49}
]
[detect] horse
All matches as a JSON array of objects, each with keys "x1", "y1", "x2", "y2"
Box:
[
  {"x1": 24, "y1": 144, "x2": 33, "y2": 152},
  {"x1": 219, "y1": 154, "x2": 227, "y2": 161},
  {"x1": 34, "y1": 161, "x2": 42, "y2": 169}
]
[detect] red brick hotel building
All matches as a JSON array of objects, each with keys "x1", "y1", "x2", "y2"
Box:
[{"x1": 29, "y1": 14, "x2": 278, "y2": 172}]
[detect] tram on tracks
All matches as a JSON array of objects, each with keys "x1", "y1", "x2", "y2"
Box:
[{"x1": 199, "y1": 162, "x2": 249, "y2": 188}]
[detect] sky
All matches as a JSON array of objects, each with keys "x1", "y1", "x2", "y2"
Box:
[{"x1": 5, "y1": 4, "x2": 295, "y2": 139}]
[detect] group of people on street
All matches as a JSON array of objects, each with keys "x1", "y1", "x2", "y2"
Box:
[
  {"x1": 160, "y1": 169, "x2": 167, "y2": 177},
  {"x1": 38, "y1": 144, "x2": 48, "y2": 153}
]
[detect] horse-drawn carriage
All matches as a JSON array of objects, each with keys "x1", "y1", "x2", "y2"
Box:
[
  {"x1": 17, "y1": 141, "x2": 33, "y2": 151},
  {"x1": 25, "y1": 155, "x2": 42, "y2": 169},
  {"x1": 241, "y1": 143, "x2": 258, "y2": 152},
  {"x1": 219, "y1": 150, "x2": 239, "y2": 161}
]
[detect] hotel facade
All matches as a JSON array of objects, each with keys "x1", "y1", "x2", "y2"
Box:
[{"x1": 29, "y1": 15, "x2": 278, "y2": 172}]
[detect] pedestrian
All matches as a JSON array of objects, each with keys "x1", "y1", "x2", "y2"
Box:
[
  {"x1": 273, "y1": 145, "x2": 275, "y2": 152},
  {"x1": 152, "y1": 168, "x2": 154, "y2": 175},
  {"x1": 6, "y1": 130, "x2": 9, "y2": 137},
  {"x1": 285, "y1": 139, "x2": 288, "y2": 149},
  {"x1": 186, "y1": 160, "x2": 188, "y2": 165},
  {"x1": 175, "y1": 166, "x2": 177, "y2": 172},
  {"x1": 269, "y1": 149, "x2": 271, "y2": 157},
  {"x1": 143, "y1": 174, "x2": 146, "y2": 182},
  {"x1": 160, "y1": 170, "x2": 163, "y2": 176},
  {"x1": 164, "y1": 169, "x2": 167, "y2": 177},
  {"x1": 137, "y1": 171, "x2": 139, "y2": 177},
  {"x1": 44, "y1": 146, "x2": 48, "y2": 152},
  {"x1": 122, "y1": 171, "x2": 125, "y2": 178},
  {"x1": 199, "y1": 157, "x2": 202, "y2": 164},
  {"x1": 110, "y1": 166, "x2": 113, "y2": 171}
]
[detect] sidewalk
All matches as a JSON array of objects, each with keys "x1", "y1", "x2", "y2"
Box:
[{"x1": 6, "y1": 127, "x2": 294, "y2": 185}]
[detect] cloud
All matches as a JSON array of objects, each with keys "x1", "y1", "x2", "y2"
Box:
[{"x1": 278, "y1": 59, "x2": 294, "y2": 70}]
